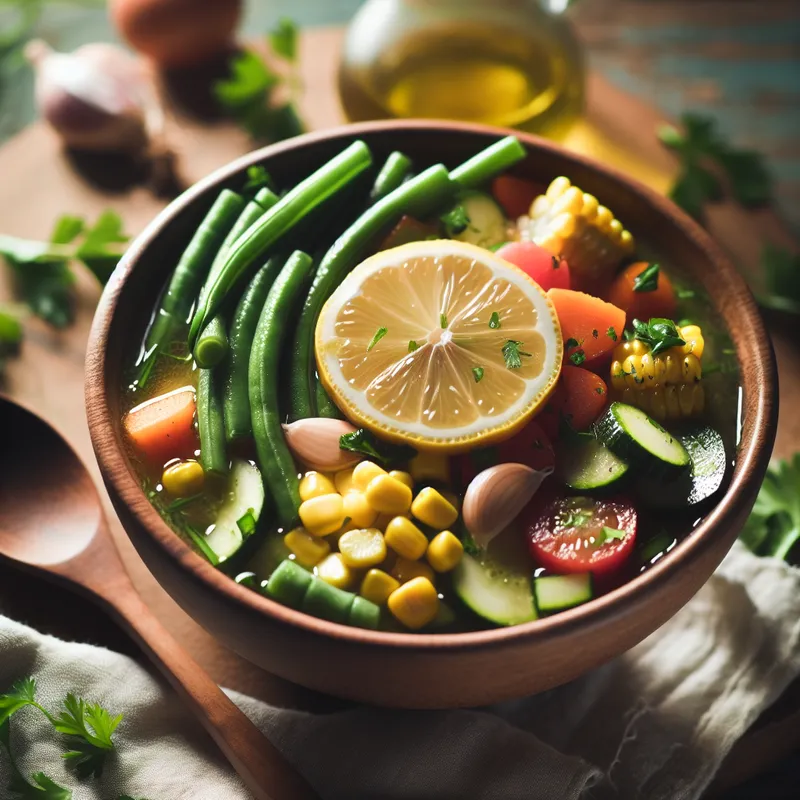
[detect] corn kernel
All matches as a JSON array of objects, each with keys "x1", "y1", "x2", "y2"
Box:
[
  {"x1": 334, "y1": 467, "x2": 357, "y2": 495},
  {"x1": 352, "y1": 461, "x2": 387, "y2": 492},
  {"x1": 299, "y1": 471, "x2": 336, "y2": 502},
  {"x1": 315, "y1": 553, "x2": 354, "y2": 590},
  {"x1": 389, "y1": 470, "x2": 414, "y2": 490},
  {"x1": 384, "y1": 516, "x2": 428, "y2": 560},
  {"x1": 391, "y1": 556, "x2": 435, "y2": 585},
  {"x1": 427, "y1": 531, "x2": 464, "y2": 573},
  {"x1": 360, "y1": 569, "x2": 400, "y2": 606},
  {"x1": 366, "y1": 474, "x2": 413, "y2": 515},
  {"x1": 283, "y1": 527, "x2": 330, "y2": 567},
  {"x1": 411, "y1": 487, "x2": 458, "y2": 529},
  {"x1": 387, "y1": 577, "x2": 440, "y2": 630},
  {"x1": 162, "y1": 460, "x2": 204, "y2": 497},
  {"x1": 342, "y1": 491, "x2": 378, "y2": 528},
  {"x1": 299, "y1": 493, "x2": 345, "y2": 536},
  {"x1": 338, "y1": 528, "x2": 387, "y2": 569},
  {"x1": 409, "y1": 452, "x2": 451, "y2": 484}
]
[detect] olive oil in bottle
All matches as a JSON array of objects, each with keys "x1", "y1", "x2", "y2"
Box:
[{"x1": 339, "y1": 0, "x2": 585, "y2": 140}]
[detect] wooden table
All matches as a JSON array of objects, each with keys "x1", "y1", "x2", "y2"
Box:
[{"x1": 1, "y1": 24, "x2": 798, "y2": 796}]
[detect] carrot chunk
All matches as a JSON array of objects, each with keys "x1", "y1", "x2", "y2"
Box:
[
  {"x1": 560, "y1": 366, "x2": 609, "y2": 431},
  {"x1": 124, "y1": 386, "x2": 198, "y2": 468},
  {"x1": 607, "y1": 262, "x2": 677, "y2": 322},
  {"x1": 548, "y1": 288, "x2": 626, "y2": 364}
]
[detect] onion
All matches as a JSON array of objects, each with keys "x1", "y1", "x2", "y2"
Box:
[{"x1": 26, "y1": 40, "x2": 166, "y2": 157}]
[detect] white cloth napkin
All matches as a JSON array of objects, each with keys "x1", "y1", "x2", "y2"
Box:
[{"x1": 1, "y1": 542, "x2": 799, "y2": 800}]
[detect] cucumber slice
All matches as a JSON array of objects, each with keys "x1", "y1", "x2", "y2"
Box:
[
  {"x1": 452, "y1": 527, "x2": 537, "y2": 626},
  {"x1": 594, "y1": 402, "x2": 690, "y2": 477},
  {"x1": 204, "y1": 459, "x2": 266, "y2": 561},
  {"x1": 637, "y1": 424, "x2": 727, "y2": 509},
  {"x1": 452, "y1": 191, "x2": 507, "y2": 249},
  {"x1": 557, "y1": 435, "x2": 629, "y2": 491},
  {"x1": 534, "y1": 573, "x2": 593, "y2": 615}
]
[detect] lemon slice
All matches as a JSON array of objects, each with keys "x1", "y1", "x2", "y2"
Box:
[{"x1": 316, "y1": 240, "x2": 563, "y2": 452}]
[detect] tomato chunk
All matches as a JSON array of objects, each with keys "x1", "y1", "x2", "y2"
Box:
[
  {"x1": 560, "y1": 366, "x2": 608, "y2": 431},
  {"x1": 527, "y1": 495, "x2": 637, "y2": 574},
  {"x1": 453, "y1": 420, "x2": 554, "y2": 489},
  {"x1": 496, "y1": 241, "x2": 571, "y2": 291},
  {"x1": 491, "y1": 175, "x2": 542, "y2": 219},
  {"x1": 607, "y1": 262, "x2": 677, "y2": 322},
  {"x1": 124, "y1": 386, "x2": 198, "y2": 469}
]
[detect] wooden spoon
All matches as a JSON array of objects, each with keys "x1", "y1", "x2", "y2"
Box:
[{"x1": 0, "y1": 395, "x2": 314, "y2": 800}]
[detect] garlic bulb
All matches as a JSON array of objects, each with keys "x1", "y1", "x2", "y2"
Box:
[
  {"x1": 26, "y1": 40, "x2": 166, "y2": 155},
  {"x1": 463, "y1": 462, "x2": 553, "y2": 549},
  {"x1": 282, "y1": 418, "x2": 362, "y2": 472}
]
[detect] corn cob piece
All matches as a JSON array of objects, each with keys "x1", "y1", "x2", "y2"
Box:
[
  {"x1": 610, "y1": 325, "x2": 705, "y2": 421},
  {"x1": 519, "y1": 177, "x2": 635, "y2": 284}
]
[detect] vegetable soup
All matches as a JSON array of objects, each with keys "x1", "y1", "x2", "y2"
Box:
[{"x1": 123, "y1": 137, "x2": 740, "y2": 633}]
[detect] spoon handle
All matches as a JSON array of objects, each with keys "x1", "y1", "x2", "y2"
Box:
[{"x1": 105, "y1": 589, "x2": 315, "y2": 800}]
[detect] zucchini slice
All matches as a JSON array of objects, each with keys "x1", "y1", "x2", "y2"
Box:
[
  {"x1": 204, "y1": 459, "x2": 266, "y2": 561},
  {"x1": 451, "y1": 191, "x2": 508, "y2": 249},
  {"x1": 594, "y1": 402, "x2": 689, "y2": 478},
  {"x1": 452, "y1": 527, "x2": 537, "y2": 626},
  {"x1": 637, "y1": 424, "x2": 727, "y2": 509},
  {"x1": 557, "y1": 435, "x2": 629, "y2": 491},
  {"x1": 533, "y1": 573, "x2": 593, "y2": 615}
]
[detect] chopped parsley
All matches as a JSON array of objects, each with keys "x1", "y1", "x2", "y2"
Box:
[
  {"x1": 502, "y1": 339, "x2": 531, "y2": 369},
  {"x1": 408, "y1": 340, "x2": 419, "y2": 352},
  {"x1": 599, "y1": 526, "x2": 627, "y2": 544},
  {"x1": 472, "y1": 366, "x2": 485, "y2": 383},
  {"x1": 606, "y1": 326, "x2": 618, "y2": 341},
  {"x1": 489, "y1": 311, "x2": 501, "y2": 329},
  {"x1": 440, "y1": 204, "x2": 471, "y2": 237},
  {"x1": 633, "y1": 263, "x2": 660, "y2": 292},
  {"x1": 366, "y1": 326, "x2": 387, "y2": 352},
  {"x1": 632, "y1": 318, "x2": 685, "y2": 356},
  {"x1": 595, "y1": 386, "x2": 605, "y2": 395},
  {"x1": 236, "y1": 510, "x2": 257, "y2": 538},
  {"x1": 592, "y1": 329, "x2": 599, "y2": 338},
  {"x1": 563, "y1": 510, "x2": 593, "y2": 528},
  {"x1": 565, "y1": 337, "x2": 580, "y2": 350},
  {"x1": 569, "y1": 349, "x2": 586, "y2": 366},
  {"x1": 339, "y1": 428, "x2": 416, "y2": 467}
]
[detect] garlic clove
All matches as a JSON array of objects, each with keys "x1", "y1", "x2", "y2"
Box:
[
  {"x1": 282, "y1": 418, "x2": 362, "y2": 472},
  {"x1": 463, "y1": 462, "x2": 553, "y2": 549}
]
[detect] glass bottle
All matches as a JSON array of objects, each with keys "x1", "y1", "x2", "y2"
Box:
[{"x1": 338, "y1": 0, "x2": 585, "y2": 140}]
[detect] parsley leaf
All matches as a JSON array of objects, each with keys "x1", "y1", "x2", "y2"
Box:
[
  {"x1": 472, "y1": 366, "x2": 484, "y2": 383},
  {"x1": 502, "y1": 339, "x2": 530, "y2": 369},
  {"x1": 632, "y1": 318, "x2": 685, "y2": 356},
  {"x1": 8, "y1": 770, "x2": 72, "y2": 800},
  {"x1": 367, "y1": 326, "x2": 387, "y2": 352},
  {"x1": 489, "y1": 311, "x2": 501, "y2": 329},
  {"x1": 606, "y1": 326, "x2": 618, "y2": 341},
  {"x1": 52, "y1": 694, "x2": 122, "y2": 778},
  {"x1": 633, "y1": 263, "x2": 660, "y2": 293},
  {"x1": 0, "y1": 678, "x2": 39, "y2": 727},
  {"x1": 269, "y1": 18, "x2": 298, "y2": 62},
  {"x1": 599, "y1": 526, "x2": 627, "y2": 544},
  {"x1": 563, "y1": 510, "x2": 593, "y2": 528},
  {"x1": 569, "y1": 349, "x2": 586, "y2": 366},
  {"x1": 565, "y1": 337, "x2": 579, "y2": 350},
  {"x1": 339, "y1": 428, "x2": 416, "y2": 467},
  {"x1": 740, "y1": 453, "x2": 800, "y2": 561},
  {"x1": 440, "y1": 205, "x2": 470, "y2": 237},
  {"x1": 243, "y1": 165, "x2": 274, "y2": 193},
  {"x1": 408, "y1": 340, "x2": 419, "y2": 352}
]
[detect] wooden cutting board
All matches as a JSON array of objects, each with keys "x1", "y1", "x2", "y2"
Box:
[{"x1": 0, "y1": 25, "x2": 797, "y2": 795}]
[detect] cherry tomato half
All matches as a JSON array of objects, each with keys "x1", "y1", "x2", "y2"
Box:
[
  {"x1": 496, "y1": 241, "x2": 571, "y2": 292},
  {"x1": 527, "y1": 495, "x2": 637, "y2": 574},
  {"x1": 453, "y1": 420, "x2": 555, "y2": 489}
]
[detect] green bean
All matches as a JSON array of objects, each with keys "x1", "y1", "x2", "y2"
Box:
[
  {"x1": 315, "y1": 376, "x2": 343, "y2": 419},
  {"x1": 197, "y1": 368, "x2": 228, "y2": 478},
  {"x1": 193, "y1": 315, "x2": 228, "y2": 368},
  {"x1": 224, "y1": 256, "x2": 284, "y2": 441},
  {"x1": 289, "y1": 164, "x2": 457, "y2": 420},
  {"x1": 191, "y1": 189, "x2": 282, "y2": 368},
  {"x1": 249, "y1": 251, "x2": 314, "y2": 525},
  {"x1": 135, "y1": 189, "x2": 244, "y2": 386},
  {"x1": 369, "y1": 151, "x2": 412, "y2": 203},
  {"x1": 189, "y1": 141, "x2": 373, "y2": 345},
  {"x1": 449, "y1": 135, "x2": 526, "y2": 190}
]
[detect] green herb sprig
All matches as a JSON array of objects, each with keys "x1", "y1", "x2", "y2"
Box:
[
  {"x1": 339, "y1": 428, "x2": 416, "y2": 467},
  {"x1": 214, "y1": 18, "x2": 305, "y2": 143},
  {"x1": 631, "y1": 318, "x2": 685, "y2": 356},
  {"x1": 502, "y1": 339, "x2": 530, "y2": 369},
  {"x1": 633, "y1": 263, "x2": 660, "y2": 293}
]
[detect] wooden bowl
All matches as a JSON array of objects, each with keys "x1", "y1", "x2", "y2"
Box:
[{"x1": 86, "y1": 121, "x2": 777, "y2": 709}]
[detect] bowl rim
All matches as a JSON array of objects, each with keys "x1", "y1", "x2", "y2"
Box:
[{"x1": 86, "y1": 119, "x2": 777, "y2": 652}]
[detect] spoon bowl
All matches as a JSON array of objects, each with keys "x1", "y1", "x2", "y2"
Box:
[{"x1": 0, "y1": 394, "x2": 313, "y2": 800}]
